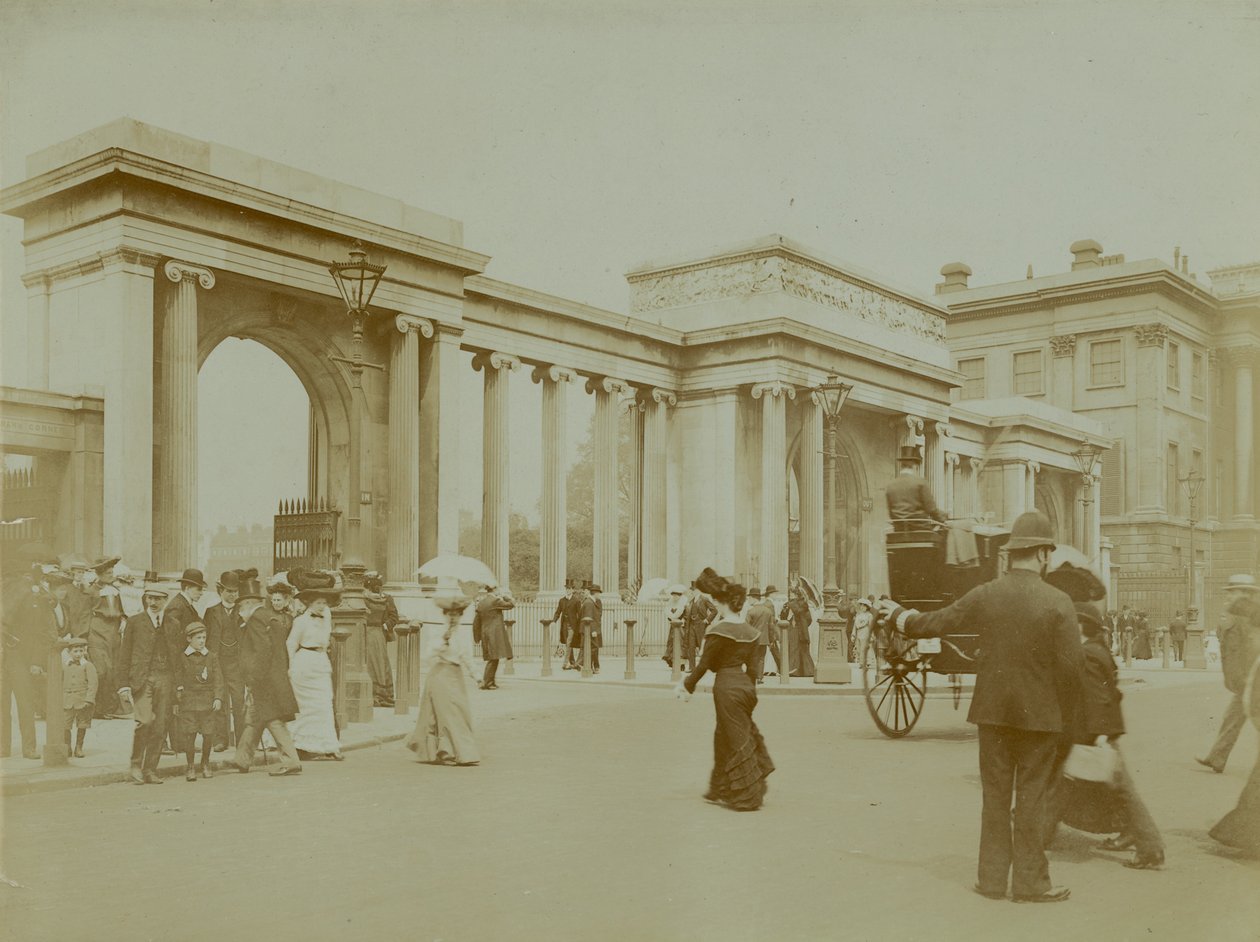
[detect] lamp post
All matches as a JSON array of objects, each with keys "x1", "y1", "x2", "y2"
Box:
[
  {"x1": 814, "y1": 373, "x2": 853, "y2": 684},
  {"x1": 1071, "y1": 441, "x2": 1102, "y2": 566},
  {"x1": 326, "y1": 241, "x2": 387, "y2": 723},
  {"x1": 1179, "y1": 468, "x2": 1206, "y2": 669}
]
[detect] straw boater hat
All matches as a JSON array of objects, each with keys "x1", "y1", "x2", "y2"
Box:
[
  {"x1": 1224, "y1": 574, "x2": 1260, "y2": 592},
  {"x1": 90, "y1": 555, "x2": 121, "y2": 573},
  {"x1": 140, "y1": 571, "x2": 171, "y2": 600},
  {"x1": 856, "y1": 597, "x2": 872, "y2": 609},
  {"x1": 59, "y1": 636, "x2": 89, "y2": 650}
]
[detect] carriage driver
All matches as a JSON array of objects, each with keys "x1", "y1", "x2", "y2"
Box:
[
  {"x1": 885, "y1": 446, "x2": 947, "y2": 527},
  {"x1": 877, "y1": 511, "x2": 1084, "y2": 903}
]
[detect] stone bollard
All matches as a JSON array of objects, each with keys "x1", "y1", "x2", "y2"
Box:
[
  {"x1": 541, "y1": 618, "x2": 554, "y2": 677},
  {"x1": 1159, "y1": 627, "x2": 1170, "y2": 669},
  {"x1": 779, "y1": 619, "x2": 792, "y2": 686},
  {"x1": 44, "y1": 645, "x2": 68, "y2": 767},
  {"x1": 504, "y1": 618, "x2": 516, "y2": 676},
  {"x1": 670, "y1": 618, "x2": 683, "y2": 683},
  {"x1": 624, "y1": 619, "x2": 637, "y2": 680},
  {"x1": 330, "y1": 619, "x2": 351, "y2": 733},
  {"x1": 393, "y1": 622, "x2": 419, "y2": 716},
  {"x1": 581, "y1": 620, "x2": 593, "y2": 679}
]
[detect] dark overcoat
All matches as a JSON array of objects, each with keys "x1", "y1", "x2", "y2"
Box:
[
  {"x1": 885, "y1": 473, "x2": 947, "y2": 523},
  {"x1": 905, "y1": 569, "x2": 1084, "y2": 733},
  {"x1": 1075, "y1": 636, "x2": 1124, "y2": 741},
  {"x1": 162, "y1": 592, "x2": 202, "y2": 664},
  {"x1": 473, "y1": 593, "x2": 515, "y2": 660},
  {"x1": 553, "y1": 593, "x2": 581, "y2": 644},
  {"x1": 578, "y1": 595, "x2": 603, "y2": 649},
  {"x1": 118, "y1": 611, "x2": 169, "y2": 690},
  {"x1": 203, "y1": 602, "x2": 245, "y2": 673},
  {"x1": 240, "y1": 605, "x2": 298, "y2": 725}
]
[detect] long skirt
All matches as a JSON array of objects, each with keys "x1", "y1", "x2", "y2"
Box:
[
  {"x1": 706, "y1": 668, "x2": 774, "y2": 810},
  {"x1": 288, "y1": 649, "x2": 340, "y2": 755},
  {"x1": 1210, "y1": 748, "x2": 1260, "y2": 855},
  {"x1": 365, "y1": 626, "x2": 395, "y2": 705},
  {"x1": 405, "y1": 660, "x2": 480, "y2": 764},
  {"x1": 789, "y1": 629, "x2": 815, "y2": 677}
]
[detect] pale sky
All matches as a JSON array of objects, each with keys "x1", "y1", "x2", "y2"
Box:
[{"x1": 2, "y1": 0, "x2": 1258, "y2": 532}]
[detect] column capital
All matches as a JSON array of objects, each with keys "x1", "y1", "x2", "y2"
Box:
[
  {"x1": 642, "y1": 387, "x2": 678, "y2": 407},
  {"x1": 531, "y1": 364, "x2": 577, "y2": 385},
  {"x1": 944, "y1": 451, "x2": 962, "y2": 467},
  {"x1": 1022, "y1": 458, "x2": 1041, "y2": 474},
  {"x1": 891, "y1": 414, "x2": 925, "y2": 435},
  {"x1": 472, "y1": 351, "x2": 520, "y2": 373},
  {"x1": 394, "y1": 314, "x2": 434, "y2": 338},
  {"x1": 1050, "y1": 334, "x2": 1077, "y2": 357},
  {"x1": 162, "y1": 259, "x2": 216, "y2": 290},
  {"x1": 934, "y1": 421, "x2": 952, "y2": 439},
  {"x1": 969, "y1": 456, "x2": 986, "y2": 473},
  {"x1": 1134, "y1": 322, "x2": 1168, "y2": 348},
  {"x1": 584, "y1": 375, "x2": 630, "y2": 396},
  {"x1": 750, "y1": 381, "x2": 796, "y2": 400}
]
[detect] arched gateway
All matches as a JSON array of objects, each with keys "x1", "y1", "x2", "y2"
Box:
[{"x1": 1, "y1": 120, "x2": 1109, "y2": 605}]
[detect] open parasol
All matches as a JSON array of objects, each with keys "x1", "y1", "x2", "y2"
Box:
[{"x1": 636, "y1": 577, "x2": 669, "y2": 603}]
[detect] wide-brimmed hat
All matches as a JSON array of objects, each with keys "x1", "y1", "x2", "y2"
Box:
[
  {"x1": 896, "y1": 445, "x2": 922, "y2": 465},
  {"x1": 747, "y1": 587, "x2": 762, "y2": 598},
  {"x1": 45, "y1": 569, "x2": 74, "y2": 588},
  {"x1": 1224, "y1": 574, "x2": 1260, "y2": 592},
  {"x1": 1006, "y1": 511, "x2": 1056, "y2": 551},
  {"x1": 1074, "y1": 601, "x2": 1104, "y2": 632},
  {"x1": 178, "y1": 568, "x2": 207, "y2": 589},
  {"x1": 184, "y1": 621, "x2": 208, "y2": 639},
  {"x1": 763, "y1": 584, "x2": 779, "y2": 595},
  {"x1": 90, "y1": 555, "x2": 121, "y2": 573},
  {"x1": 364, "y1": 570, "x2": 384, "y2": 591},
  {"x1": 291, "y1": 568, "x2": 342, "y2": 605},
  {"x1": 856, "y1": 597, "x2": 872, "y2": 609}
]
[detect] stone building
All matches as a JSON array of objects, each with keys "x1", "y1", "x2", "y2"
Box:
[{"x1": 938, "y1": 244, "x2": 1260, "y2": 629}]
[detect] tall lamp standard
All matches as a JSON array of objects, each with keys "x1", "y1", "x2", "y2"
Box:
[
  {"x1": 1179, "y1": 468, "x2": 1206, "y2": 669},
  {"x1": 325, "y1": 241, "x2": 387, "y2": 724},
  {"x1": 813, "y1": 373, "x2": 853, "y2": 684},
  {"x1": 1071, "y1": 441, "x2": 1102, "y2": 566}
]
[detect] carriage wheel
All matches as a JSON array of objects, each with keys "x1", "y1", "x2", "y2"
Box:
[{"x1": 861, "y1": 633, "x2": 927, "y2": 738}]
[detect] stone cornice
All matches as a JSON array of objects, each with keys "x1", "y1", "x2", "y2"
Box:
[
  {"x1": 750, "y1": 381, "x2": 796, "y2": 400},
  {"x1": 1217, "y1": 344, "x2": 1260, "y2": 370},
  {"x1": 21, "y1": 246, "x2": 163, "y2": 286},
  {"x1": 471, "y1": 351, "x2": 520, "y2": 373},
  {"x1": 944, "y1": 269, "x2": 1219, "y2": 321},
  {"x1": 163, "y1": 259, "x2": 216, "y2": 290},
  {"x1": 0, "y1": 147, "x2": 491, "y2": 276},
  {"x1": 394, "y1": 314, "x2": 435, "y2": 338}
]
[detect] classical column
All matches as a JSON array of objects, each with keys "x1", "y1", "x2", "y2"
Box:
[
  {"x1": 1050, "y1": 334, "x2": 1077, "y2": 411},
  {"x1": 473, "y1": 352, "x2": 520, "y2": 586},
  {"x1": 943, "y1": 452, "x2": 960, "y2": 516},
  {"x1": 156, "y1": 260, "x2": 215, "y2": 571},
  {"x1": 22, "y1": 273, "x2": 51, "y2": 389},
  {"x1": 752, "y1": 382, "x2": 795, "y2": 592},
  {"x1": 1024, "y1": 460, "x2": 1040, "y2": 511},
  {"x1": 533, "y1": 365, "x2": 576, "y2": 595},
  {"x1": 387, "y1": 316, "x2": 432, "y2": 583},
  {"x1": 1232, "y1": 347, "x2": 1256, "y2": 520},
  {"x1": 1135, "y1": 323, "x2": 1169, "y2": 513},
  {"x1": 968, "y1": 457, "x2": 986, "y2": 520},
  {"x1": 625, "y1": 396, "x2": 645, "y2": 589},
  {"x1": 639, "y1": 388, "x2": 675, "y2": 582},
  {"x1": 798, "y1": 393, "x2": 824, "y2": 588},
  {"x1": 894, "y1": 414, "x2": 925, "y2": 451},
  {"x1": 419, "y1": 326, "x2": 463, "y2": 559},
  {"x1": 928, "y1": 422, "x2": 951, "y2": 511},
  {"x1": 587, "y1": 376, "x2": 630, "y2": 594}
]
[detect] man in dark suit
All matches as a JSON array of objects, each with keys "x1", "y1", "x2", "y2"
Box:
[
  {"x1": 885, "y1": 445, "x2": 947, "y2": 527},
  {"x1": 682, "y1": 583, "x2": 716, "y2": 671},
  {"x1": 472, "y1": 583, "x2": 515, "y2": 690},
  {"x1": 577, "y1": 583, "x2": 603, "y2": 673},
  {"x1": 117, "y1": 581, "x2": 174, "y2": 783},
  {"x1": 204, "y1": 569, "x2": 251, "y2": 751},
  {"x1": 231, "y1": 578, "x2": 302, "y2": 776},
  {"x1": 880, "y1": 511, "x2": 1083, "y2": 903},
  {"x1": 1168, "y1": 611, "x2": 1187, "y2": 662},
  {"x1": 1, "y1": 564, "x2": 59, "y2": 759},
  {"x1": 554, "y1": 582, "x2": 583, "y2": 670},
  {"x1": 745, "y1": 587, "x2": 774, "y2": 683}
]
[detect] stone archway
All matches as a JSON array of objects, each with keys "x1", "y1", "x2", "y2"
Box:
[{"x1": 787, "y1": 422, "x2": 870, "y2": 595}]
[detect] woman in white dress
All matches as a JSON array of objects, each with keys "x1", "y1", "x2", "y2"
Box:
[
  {"x1": 405, "y1": 623, "x2": 481, "y2": 766},
  {"x1": 287, "y1": 578, "x2": 343, "y2": 760}
]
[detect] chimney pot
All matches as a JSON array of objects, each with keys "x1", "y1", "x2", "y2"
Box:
[
  {"x1": 1069, "y1": 239, "x2": 1104, "y2": 270},
  {"x1": 935, "y1": 262, "x2": 972, "y2": 295}
]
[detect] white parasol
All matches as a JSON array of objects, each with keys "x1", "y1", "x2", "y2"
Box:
[{"x1": 637, "y1": 577, "x2": 670, "y2": 603}]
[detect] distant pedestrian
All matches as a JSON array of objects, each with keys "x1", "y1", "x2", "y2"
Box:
[
  {"x1": 762, "y1": 585, "x2": 784, "y2": 676},
  {"x1": 781, "y1": 586, "x2": 815, "y2": 677},
  {"x1": 1132, "y1": 613, "x2": 1153, "y2": 660},
  {"x1": 473, "y1": 583, "x2": 515, "y2": 689},
  {"x1": 663, "y1": 585, "x2": 687, "y2": 668},
  {"x1": 231, "y1": 577, "x2": 302, "y2": 776},
  {"x1": 204, "y1": 569, "x2": 248, "y2": 752},
  {"x1": 84, "y1": 556, "x2": 124, "y2": 719},
  {"x1": 61, "y1": 637, "x2": 97, "y2": 758},
  {"x1": 744, "y1": 588, "x2": 773, "y2": 683},
  {"x1": 1197, "y1": 576, "x2": 1260, "y2": 774},
  {"x1": 682, "y1": 582, "x2": 716, "y2": 671},
  {"x1": 405, "y1": 621, "x2": 480, "y2": 766},
  {"x1": 363, "y1": 571, "x2": 399, "y2": 707},
  {"x1": 676, "y1": 568, "x2": 774, "y2": 811},
  {"x1": 287, "y1": 572, "x2": 343, "y2": 761},
  {"x1": 174, "y1": 622, "x2": 224, "y2": 781},
  {"x1": 579, "y1": 583, "x2": 604, "y2": 673},
  {"x1": 1209, "y1": 644, "x2": 1260, "y2": 854},
  {"x1": 1168, "y1": 611, "x2": 1188, "y2": 662},
  {"x1": 852, "y1": 598, "x2": 874, "y2": 664},
  {"x1": 118, "y1": 579, "x2": 174, "y2": 784}
]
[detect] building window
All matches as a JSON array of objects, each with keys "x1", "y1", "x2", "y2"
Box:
[
  {"x1": 1089, "y1": 339, "x2": 1123, "y2": 387},
  {"x1": 1167, "y1": 442, "x2": 1180, "y2": 515},
  {"x1": 1192, "y1": 351, "x2": 1205, "y2": 400},
  {"x1": 1167, "y1": 340, "x2": 1180, "y2": 390},
  {"x1": 1012, "y1": 349, "x2": 1044, "y2": 396},
  {"x1": 958, "y1": 357, "x2": 986, "y2": 400}
]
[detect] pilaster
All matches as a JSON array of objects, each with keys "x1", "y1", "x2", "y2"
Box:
[
  {"x1": 1134, "y1": 323, "x2": 1168, "y2": 514},
  {"x1": 473, "y1": 351, "x2": 520, "y2": 587},
  {"x1": 752, "y1": 382, "x2": 795, "y2": 592},
  {"x1": 1050, "y1": 333, "x2": 1076, "y2": 411},
  {"x1": 386, "y1": 315, "x2": 432, "y2": 582},
  {"x1": 587, "y1": 375, "x2": 630, "y2": 594},
  {"x1": 419, "y1": 325, "x2": 463, "y2": 560}
]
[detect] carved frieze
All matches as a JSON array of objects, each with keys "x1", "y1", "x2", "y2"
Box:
[{"x1": 1049, "y1": 334, "x2": 1077, "y2": 357}]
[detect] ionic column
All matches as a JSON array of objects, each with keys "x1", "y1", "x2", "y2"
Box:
[
  {"x1": 156, "y1": 260, "x2": 215, "y2": 571},
  {"x1": 533, "y1": 365, "x2": 576, "y2": 595},
  {"x1": 588, "y1": 376, "x2": 630, "y2": 595},
  {"x1": 1025, "y1": 460, "x2": 1040, "y2": 512},
  {"x1": 894, "y1": 414, "x2": 925, "y2": 451},
  {"x1": 753, "y1": 382, "x2": 795, "y2": 592},
  {"x1": 640, "y1": 388, "x2": 676, "y2": 582},
  {"x1": 625, "y1": 396, "x2": 645, "y2": 589},
  {"x1": 1232, "y1": 348, "x2": 1256, "y2": 520},
  {"x1": 798, "y1": 393, "x2": 824, "y2": 588},
  {"x1": 473, "y1": 352, "x2": 520, "y2": 587},
  {"x1": 928, "y1": 422, "x2": 951, "y2": 510},
  {"x1": 387, "y1": 316, "x2": 432, "y2": 583},
  {"x1": 22, "y1": 273, "x2": 51, "y2": 389},
  {"x1": 419, "y1": 326, "x2": 463, "y2": 559},
  {"x1": 943, "y1": 452, "x2": 960, "y2": 516},
  {"x1": 969, "y1": 457, "x2": 986, "y2": 520}
]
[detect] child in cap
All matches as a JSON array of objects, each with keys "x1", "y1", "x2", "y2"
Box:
[
  {"x1": 61, "y1": 637, "x2": 98, "y2": 758},
  {"x1": 174, "y1": 622, "x2": 224, "y2": 781}
]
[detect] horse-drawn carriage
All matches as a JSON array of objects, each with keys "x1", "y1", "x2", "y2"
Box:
[{"x1": 862, "y1": 519, "x2": 1103, "y2": 738}]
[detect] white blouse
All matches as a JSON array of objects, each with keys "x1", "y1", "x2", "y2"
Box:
[{"x1": 287, "y1": 609, "x2": 333, "y2": 658}]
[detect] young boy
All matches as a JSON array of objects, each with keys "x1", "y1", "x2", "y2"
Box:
[
  {"x1": 62, "y1": 637, "x2": 98, "y2": 758},
  {"x1": 174, "y1": 622, "x2": 224, "y2": 781}
]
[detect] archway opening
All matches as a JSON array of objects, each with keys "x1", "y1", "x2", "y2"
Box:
[{"x1": 198, "y1": 338, "x2": 309, "y2": 576}]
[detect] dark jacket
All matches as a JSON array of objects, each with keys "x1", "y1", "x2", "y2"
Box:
[
  {"x1": 161, "y1": 592, "x2": 202, "y2": 665},
  {"x1": 553, "y1": 593, "x2": 581, "y2": 642},
  {"x1": 1222, "y1": 596, "x2": 1260, "y2": 694},
  {"x1": 885, "y1": 473, "x2": 947, "y2": 523},
  {"x1": 118, "y1": 611, "x2": 171, "y2": 690},
  {"x1": 240, "y1": 605, "x2": 298, "y2": 725},
  {"x1": 203, "y1": 602, "x2": 245, "y2": 669},
  {"x1": 746, "y1": 600, "x2": 774, "y2": 645},
  {"x1": 903, "y1": 569, "x2": 1084, "y2": 733},
  {"x1": 7, "y1": 582, "x2": 60, "y2": 670},
  {"x1": 683, "y1": 596, "x2": 716, "y2": 639},
  {"x1": 473, "y1": 592, "x2": 515, "y2": 660},
  {"x1": 175, "y1": 648, "x2": 225, "y2": 712},
  {"x1": 1077, "y1": 635, "x2": 1124, "y2": 741},
  {"x1": 1168, "y1": 617, "x2": 1187, "y2": 642},
  {"x1": 365, "y1": 592, "x2": 400, "y2": 638},
  {"x1": 578, "y1": 595, "x2": 603, "y2": 649}
]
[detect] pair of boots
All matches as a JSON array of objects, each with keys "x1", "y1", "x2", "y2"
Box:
[
  {"x1": 185, "y1": 736, "x2": 213, "y2": 781},
  {"x1": 64, "y1": 728, "x2": 86, "y2": 758}
]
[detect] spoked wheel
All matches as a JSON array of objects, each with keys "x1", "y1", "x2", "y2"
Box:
[{"x1": 861, "y1": 631, "x2": 927, "y2": 738}]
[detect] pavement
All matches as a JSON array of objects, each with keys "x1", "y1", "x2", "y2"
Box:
[
  {"x1": 1, "y1": 662, "x2": 1255, "y2": 942},
  {"x1": 0, "y1": 655, "x2": 1215, "y2": 796}
]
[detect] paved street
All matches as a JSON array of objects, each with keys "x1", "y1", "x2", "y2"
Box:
[{"x1": 2, "y1": 673, "x2": 1256, "y2": 942}]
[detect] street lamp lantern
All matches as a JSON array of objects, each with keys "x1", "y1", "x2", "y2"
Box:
[
  {"x1": 328, "y1": 240, "x2": 387, "y2": 321},
  {"x1": 1071, "y1": 440, "x2": 1102, "y2": 480},
  {"x1": 1179, "y1": 467, "x2": 1205, "y2": 508},
  {"x1": 817, "y1": 374, "x2": 853, "y2": 421}
]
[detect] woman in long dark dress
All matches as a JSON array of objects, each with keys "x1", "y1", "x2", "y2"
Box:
[
  {"x1": 1210, "y1": 655, "x2": 1260, "y2": 854},
  {"x1": 678, "y1": 568, "x2": 775, "y2": 811}
]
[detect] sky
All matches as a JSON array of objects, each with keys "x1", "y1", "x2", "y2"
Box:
[{"x1": 2, "y1": 0, "x2": 1258, "y2": 532}]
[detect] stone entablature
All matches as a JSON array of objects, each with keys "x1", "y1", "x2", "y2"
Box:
[
  {"x1": 1208, "y1": 262, "x2": 1260, "y2": 299},
  {"x1": 626, "y1": 237, "x2": 949, "y2": 345}
]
